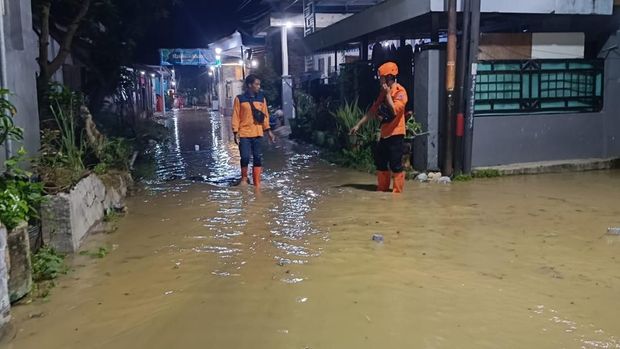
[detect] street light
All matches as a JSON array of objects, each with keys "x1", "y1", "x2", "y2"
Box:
[
  {"x1": 215, "y1": 47, "x2": 222, "y2": 54},
  {"x1": 150, "y1": 73, "x2": 156, "y2": 78},
  {"x1": 251, "y1": 60, "x2": 258, "y2": 68},
  {"x1": 140, "y1": 71, "x2": 146, "y2": 76},
  {"x1": 238, "y1": 59, "x2": 244, "y2": 66},
  {"x1": 285, "y1": 21, "x2": 293, "y2": 28},
  {"x1": 209, "y1": 66, "x2": 215, "y2": 71},
  {"x1": 208, "y1": 71, "x2": 213, "y2": 76}
]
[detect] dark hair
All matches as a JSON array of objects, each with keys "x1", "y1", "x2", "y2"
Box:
[{"x1": 245, "y1": 74, "x2": 260, "y2": 89}]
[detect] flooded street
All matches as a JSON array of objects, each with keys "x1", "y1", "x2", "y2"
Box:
[{"x1": 5, "y1": 110, "x2": 620, "y2": 349}]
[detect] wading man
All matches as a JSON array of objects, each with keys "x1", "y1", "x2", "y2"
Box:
[
  {"x1": 232, "y1": 74, "x2": 276, "y2": 187},
  {"x1": 350, "y1": 62, "x2": 408, "y2": 193}
]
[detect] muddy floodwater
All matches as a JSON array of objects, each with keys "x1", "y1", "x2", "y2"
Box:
[{"x1": 4, "y1": 110, "x2": 620, "y2": 349}]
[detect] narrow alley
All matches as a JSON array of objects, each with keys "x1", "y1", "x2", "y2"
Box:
[{"x1": 4, "y1": 110, "x2": 620, "y2": 349}]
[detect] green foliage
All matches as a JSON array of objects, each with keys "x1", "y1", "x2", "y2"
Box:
[
  {"x1": 101, "y1": 137, "x2": 132, "y2": 171},
  {"x1": 49, "y1": 84, "x2": 85, "y2": 174},
  {"x1": 292, "y1": 90, "x2": 316, "y2": 141},
  {"x1": 0, "y1": 149, "x2": 45, "y2": 229},
  {"x1": 406, "y1": 116, "x2": 423, "y2": 137},
  {"x1": 0, "y1": 89, "x2": 22, "y2": 145},
  {"x1": 252, "y1": 61, "x2": 281, "y2": 107},
  {"x1": 331, "y1": 98, "x2": 363, "y2": 135},
  {"x1": 0, "y1": 187, "x2": 29, "y2": 231},
  {"x1": 36, "y1": 85, "x2": 89, "y2": 192},
  {"x1": 79, "y1": 246, "x2": 110, "y2": 259},
  {"x1": 453, "y1": 174, "x2": 473, "y2": 182},
  {"x1": 473, "y1": 169, "x2": 502, "y2": 178},
  {"x1": 0, "y1": 90, "x2": 45, "y2": 230},
  {"x1": 32, "y1": 247, "x2": 68, "y2": 282},
  {"x1": 93, "y1": 163, "x2": 108, "y2": 175}
]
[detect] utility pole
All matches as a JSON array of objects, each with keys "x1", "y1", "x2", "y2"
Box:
[
  {"x1": 281, "y1": 23, "x2": 294, "y2": 124},
  {"x1": 443, "y1": 0, "x2": 457, "y2": 176},
  {"x1": 463, "y1": 0, "x2": 481, "y2": 174},
  {"x1": 160, "y1": 66, "x2": 166, "y2": 114},
  {"x1": 455, "y1": 0, "x2": 472, "y2": 175},
  {"x1": 240, "y1": 46, "x2": 246, "y2": 79}
]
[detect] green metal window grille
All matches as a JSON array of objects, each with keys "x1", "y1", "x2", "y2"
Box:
[{"x1": 475, "y1": 59, "x2": 604, "y2": 115}]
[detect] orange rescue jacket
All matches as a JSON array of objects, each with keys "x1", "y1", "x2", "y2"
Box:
[
  {"x1": 232, "y1": 92, "x2": 271, "y2": 138},
  {"x1": 369, "y1": 83, "x2": 408, "y2": 139}
]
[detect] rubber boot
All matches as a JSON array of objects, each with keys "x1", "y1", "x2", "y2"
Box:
[
  {"x1": 253, "y1": 167, "x2": 262, "y2": 188},
  {"x1": 377, "y1": 171, "x2": 391, "y2": 192},
  {"x1": 240, "y1": 167, "x2": 249, "y2": 186},
  {"x1": 392, "y1": 172, "x2": 406, "y2": 194}
]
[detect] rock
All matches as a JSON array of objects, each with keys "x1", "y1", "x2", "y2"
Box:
[
  {"x1": 428, "y1": 172, "x2": 443, "y2": 182},
  {"x1": 416, "y1": 173, "x2": 429, "y2": 182},
  {"x1": 372, "y1": 234, "x2": 384, "y2": 243},
  {"x1": 438, "y1": 176, "x2": 452, "y2": 184},
  {"x1": 7, "y1": 222, "x2": 32, "y2": 303}
]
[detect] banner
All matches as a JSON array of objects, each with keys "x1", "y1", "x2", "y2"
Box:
[{"x1": 160, "y1": 49, "x2": 216, "y2": 66}]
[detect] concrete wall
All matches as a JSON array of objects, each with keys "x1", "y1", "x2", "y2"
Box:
[
  {"x1": 1, "y1": 0, "x2": 40, "y2": 165},
  {"x1": 472, "y1": 30, "x2": 620, "y2": 167},
  {"x1": 0, "y1": 225, "x2": 10, "y2": 329}
]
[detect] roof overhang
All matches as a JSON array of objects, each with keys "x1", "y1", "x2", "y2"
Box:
[{"x1": 304, "y1": 0, "x2": 614, "y2": 52}]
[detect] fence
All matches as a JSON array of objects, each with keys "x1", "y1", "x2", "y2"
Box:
[{"x1": 475, "y1": 59, "x2": 604, "y2": 115}]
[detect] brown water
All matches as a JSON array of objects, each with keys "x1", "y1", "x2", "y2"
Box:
[{"x1": 4, "y1": 110, "x2": 620, "y2": 349}]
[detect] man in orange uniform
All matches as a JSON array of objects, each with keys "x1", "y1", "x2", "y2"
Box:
[
  {"x1": 232, "y1": 75, "x2": 276, "y2": 187},
  {"x1": 350, "y1": 62, "x2": 408, "y2": 193}
]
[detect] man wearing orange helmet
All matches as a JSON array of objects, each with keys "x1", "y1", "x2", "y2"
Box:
[{"x1": 350, "y1": 61, "x2": 408, "y2": 193}]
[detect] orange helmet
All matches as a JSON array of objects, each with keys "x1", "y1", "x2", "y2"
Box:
[{"x1": 378, "y1": 62, "x2": 399, "y2": 77}]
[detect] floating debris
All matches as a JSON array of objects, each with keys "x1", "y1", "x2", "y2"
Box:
[
  {"x1": 372, "y1": 234, "x2": 384, "y2": 243},
  {"x1": 607, "y1": 227, "x2": 620, "y2": 235}
]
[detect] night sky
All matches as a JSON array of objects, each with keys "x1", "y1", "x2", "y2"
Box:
[{"x1": 136, "y1": 0, "x2": 270, "y2": 64}]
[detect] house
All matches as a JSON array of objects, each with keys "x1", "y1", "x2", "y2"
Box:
[{"x1": 299, "y1": 0, "x2": 620, "y2": 170}]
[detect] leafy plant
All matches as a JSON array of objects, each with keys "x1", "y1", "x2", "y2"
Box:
[
  {"x1": 49, "y1": 86, "x2": 85, "y2": 174},
  {"x1": 79, "y1": 246, "x2": 110, "y2": 259},
  {"x1": 453, "y1": 174, "x2": 473, "y2": 182},
  {"x1": 292, "y1": 90, "x2": 316, "y2": 141},
  {"x1": 331, "y1": 98, "x2": 363, "y2": 136},
  {"x1": 0, "y1": 89, "x2": 22, "y2": 145},
  {"x1": 1, "y1": 148, "x2": 45, "y2": 226},
  {"x1": 406, "y1": 116, "x2": 423, "y2": 137},
  {"x1": 473, "y1": 169, "x2": 502, "y2": 178},
  {"x1": 93, "y1": 163, "x2": 108, "y2": 175},
  {"x1": 101, "y1": 137, "x2": 132, "y2": 171},
  {"x1": 0, "y1": 187, "x2": 29, "y2": 230},
  {"x1": 36, "y1": 85, "x2": 89, "y2": 193},
  {"x1": 32, "y1": 247, "x2": 68, "y2": 282}
]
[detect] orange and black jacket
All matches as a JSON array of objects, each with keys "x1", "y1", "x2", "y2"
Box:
[
  {"x1": 369, "y1": 83, "x2": 408, "y2": 139},
  {"x1": 232, "y1": 92, "x2": 271, "y2": 138}
]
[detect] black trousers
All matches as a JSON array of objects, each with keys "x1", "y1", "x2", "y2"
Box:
[{"x1": 375, "y1": 135, "x2": 404, "y2": 173}]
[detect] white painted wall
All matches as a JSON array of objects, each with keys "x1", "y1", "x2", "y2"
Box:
[{"x1": 532, "y1": 33, "x2": 585, "y2": 59}]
